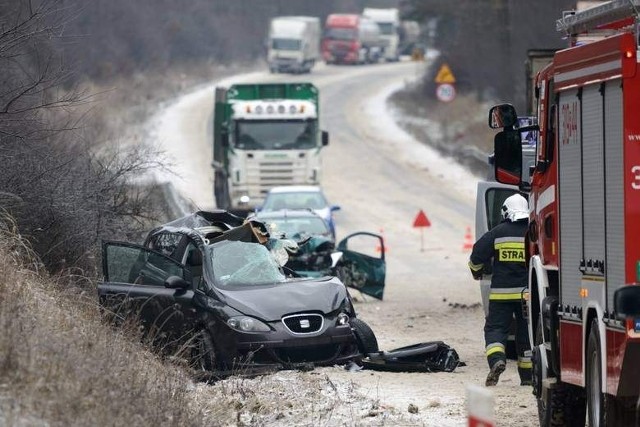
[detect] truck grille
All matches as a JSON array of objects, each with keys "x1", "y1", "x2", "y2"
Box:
[
  {"x1": 282, "y1": 313, "x2": 324, "y2": 334},
  {"x1": 255, "y1": 161, "x2": 306, "y2": 194}
]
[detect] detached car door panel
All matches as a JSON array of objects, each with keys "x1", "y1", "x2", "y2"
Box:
[{"x1": 336, "y1": 232, "x2": 386, "y2": 300}]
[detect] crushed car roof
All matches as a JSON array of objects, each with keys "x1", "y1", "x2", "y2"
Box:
[{"x1": 158, "y1": 210, "x2": 245, "y2": 230}]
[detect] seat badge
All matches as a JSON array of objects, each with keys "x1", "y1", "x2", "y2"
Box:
[{"x1": 300, "y1": 319, "x2": 310, "y2": 329}]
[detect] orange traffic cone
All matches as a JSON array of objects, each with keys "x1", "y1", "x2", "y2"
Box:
[{"x1": 462, "y1": 226, "x2": 474, "y2": 252}]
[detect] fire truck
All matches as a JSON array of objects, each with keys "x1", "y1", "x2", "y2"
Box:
[{"x1": 488, "y1": 1, "x2": 640, "y2": 425}]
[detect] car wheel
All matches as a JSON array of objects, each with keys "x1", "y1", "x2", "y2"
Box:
[
  {"x1": 192, "y1": 329, "x2": 218, "y2": 372},
  {"x1": 351, "y1": 318, "x2": 378, "y2": 355}
]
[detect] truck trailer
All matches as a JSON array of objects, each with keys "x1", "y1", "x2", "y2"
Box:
[
  {"x1": 212, "y1": 83, "x2": 329, "y2": 213},
  {"x1": 488, "y1": 1, "x2": 640, "y2": 425},
  {"x1": 362, "y1": 8, "x2": 400, "y2": 62},
  {"x1": 267, "y1": 16, "x2": 320, "y2": 74}
]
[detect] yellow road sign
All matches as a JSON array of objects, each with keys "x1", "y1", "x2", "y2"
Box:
[{"x1": 434, "y1": 64, "x2": 456, "y2": 84}]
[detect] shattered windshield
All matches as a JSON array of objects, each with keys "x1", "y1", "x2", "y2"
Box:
[
  {"x1": 235, "y1": 120, "x2": 317, "y2": 150},
  {"x1": 207, "y1": 240, "x2": 286, "y2": 287}
]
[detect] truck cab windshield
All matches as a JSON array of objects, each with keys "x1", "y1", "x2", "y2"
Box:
[
  {"x1": 235, "y1": 120, "x2": 317, "y2": 150},
  {"x1": 376, "y1": 23, "x2": 395, "y2": 35},
  {"x1": 324, "y1": 28, "x2": 356, "y2": 41},
  {"x1": 271, "y1": 38, "x2": 301, "y2": 51}
]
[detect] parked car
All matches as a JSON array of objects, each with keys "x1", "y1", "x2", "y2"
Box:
[
  {"x1": 98, "y1": 210, "x2": 378, "y2": 375},
  {"x1": 253, "y1": 208, "x2": 333, "y2": 241},
  {"x1": 258, "y1": 185, "x2": 340, "y2": 238}
]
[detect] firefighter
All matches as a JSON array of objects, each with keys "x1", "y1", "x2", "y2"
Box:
[{"x1": 468, "y1": 193, "x2": 532, "y2": 386}]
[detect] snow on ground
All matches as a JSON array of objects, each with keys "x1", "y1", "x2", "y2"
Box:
[{"x1": 364, "y1": 79, "x2": 477, "y2": 201}]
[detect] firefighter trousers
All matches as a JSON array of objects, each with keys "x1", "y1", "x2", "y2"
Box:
[{"x1": 484, "y1": 299, "x2": 532, "y2": 382}]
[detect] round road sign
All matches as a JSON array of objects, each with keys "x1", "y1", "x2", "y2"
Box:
[{"x1": 436, "y1": 83, "x2": 456, "y2": 103}]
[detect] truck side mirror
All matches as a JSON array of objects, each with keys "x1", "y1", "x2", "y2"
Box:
[
  {"x1": 614, "y1": 285, "x2": 640, "y2": 319},
  {"x1": 494, "y1": 129, "x2": 523, "y2": 186},
  {"x1": 488, "y1": 104, "x2": 518, "y2": 129},
  {"x1": 321, "y1": 131, "x2": 329, "y2": 146}
]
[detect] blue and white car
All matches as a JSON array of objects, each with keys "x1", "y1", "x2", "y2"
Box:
[{"x1": 258, "y1": 185, "x2": 340, "y2": 238}]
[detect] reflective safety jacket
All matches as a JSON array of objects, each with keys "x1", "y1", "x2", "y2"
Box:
[{"x1": 468, "y1": 219, "x2": 527, "y2": 301}]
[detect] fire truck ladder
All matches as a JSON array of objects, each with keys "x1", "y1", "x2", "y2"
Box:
[{"x1": 557, "y1": 0, "x2": 640, "y2": 37}]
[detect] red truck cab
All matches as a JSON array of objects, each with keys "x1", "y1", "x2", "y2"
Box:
[{"x1": 322, "y1": 14, "x2": 381, "y2": 65}]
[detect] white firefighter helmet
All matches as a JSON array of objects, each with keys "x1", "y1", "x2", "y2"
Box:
[{"x1": 501, "y1": 194, "x2": 528, "y2": 222}]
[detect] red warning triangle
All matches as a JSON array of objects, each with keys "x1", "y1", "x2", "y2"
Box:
[{"x1": 413, "y1": 210, "x2": 431, "y2": 228}]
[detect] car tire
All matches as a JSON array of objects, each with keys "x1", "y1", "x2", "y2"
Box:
[
  {"x1": 192, "y1": 329, "x2": 218, "y2": 373},
  {"x1": 351, "y1": 318, "x2": 378, "y2": 355}
]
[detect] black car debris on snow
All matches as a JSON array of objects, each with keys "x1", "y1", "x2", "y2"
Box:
[{"x1": 98, "y1": 211, "x2": 379, "y2": 376}]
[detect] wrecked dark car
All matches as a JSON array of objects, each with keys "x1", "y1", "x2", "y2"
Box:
[
  {"x1": 253, "y1": 209, "x2": 387, "y2": 300},
  {"x1": 98, "y1": 210, "x2": 379, "y2": 375}
]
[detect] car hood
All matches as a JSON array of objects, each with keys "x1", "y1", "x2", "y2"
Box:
[{"x1": 217, "y1": 277, "x2": 348, "y2": 322}]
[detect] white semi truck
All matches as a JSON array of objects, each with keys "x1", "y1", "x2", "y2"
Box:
[
  {"x1": 212, "y1": 83, "x2": 329, "y2": 213},
  {"x1": 362, "y1": 8, "x2": 400, "y2": 62},
  {"x1": 267, "y1": 16, "x2": 320, "y2": 74}
]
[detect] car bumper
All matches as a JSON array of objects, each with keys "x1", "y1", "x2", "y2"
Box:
[{"x1": 213, "y1": 321, "x2": 360, "y2": 369}]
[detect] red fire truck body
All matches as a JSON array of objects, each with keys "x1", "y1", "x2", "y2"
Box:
[
  {"x1": 489, "y1": 1, "x2": 640, "y2": 424},
  {"x1": 537, "y1": 30, "x2": 640, "y2": 388}
]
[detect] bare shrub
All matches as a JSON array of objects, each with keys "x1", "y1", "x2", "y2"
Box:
[
  {"x1": 0, "y1": 0, "x2": 164, "y2": 277},
  {"x1": 0, "y1": 217, "x2": 204, "y2": 426}
]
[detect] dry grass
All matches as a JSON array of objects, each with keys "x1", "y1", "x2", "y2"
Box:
[
  {"x1": 0, "y1": 214, "x2": 205, "y2": 427},
  {"x1": 191, "y1": 370, "x2": 417, "y2": 426}
]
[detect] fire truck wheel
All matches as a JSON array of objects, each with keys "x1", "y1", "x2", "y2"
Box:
[
  {"x1": 585, "y1": 319, "x2": 633, "y2": 426},
  {"x1": 586, "y1": 319, "x2": 605, "y2": 426},
  {"x1": 536, "y1": 319, "x2": 586, "y2": 426},
  {"x1": 537, "y1": 382, "x2": 586, "y2": 427}
]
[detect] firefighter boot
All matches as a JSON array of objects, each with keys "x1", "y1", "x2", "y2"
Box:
[
  {"x1": 519, "y1": 367, "x2": 532, "y2": 386},
  {"x1": 485, "y1": 360, "x2": 506, "y2": 387}
]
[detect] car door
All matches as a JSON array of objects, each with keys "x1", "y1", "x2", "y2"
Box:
[
  {"x1": 335, "y1": 232, "x2": 386, "y2": 300},
  {"x1": 475, "y1": 181, "x2": 524, "y2": 316},
  {"x1": 99, "y1": 241, "x2": 195, "y2": 349},
  {"x1": 475, "y1": 182, "x2": 527, "y2": 360}
]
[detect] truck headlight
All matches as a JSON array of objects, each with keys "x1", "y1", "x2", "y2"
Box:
[{"x1": 227, "y1": 316, "x2": 271, "y2": 332}]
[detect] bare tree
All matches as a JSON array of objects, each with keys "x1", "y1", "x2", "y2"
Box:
[{"x1": 1, "y1": 0, "x2": 164, "y2": 276}]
